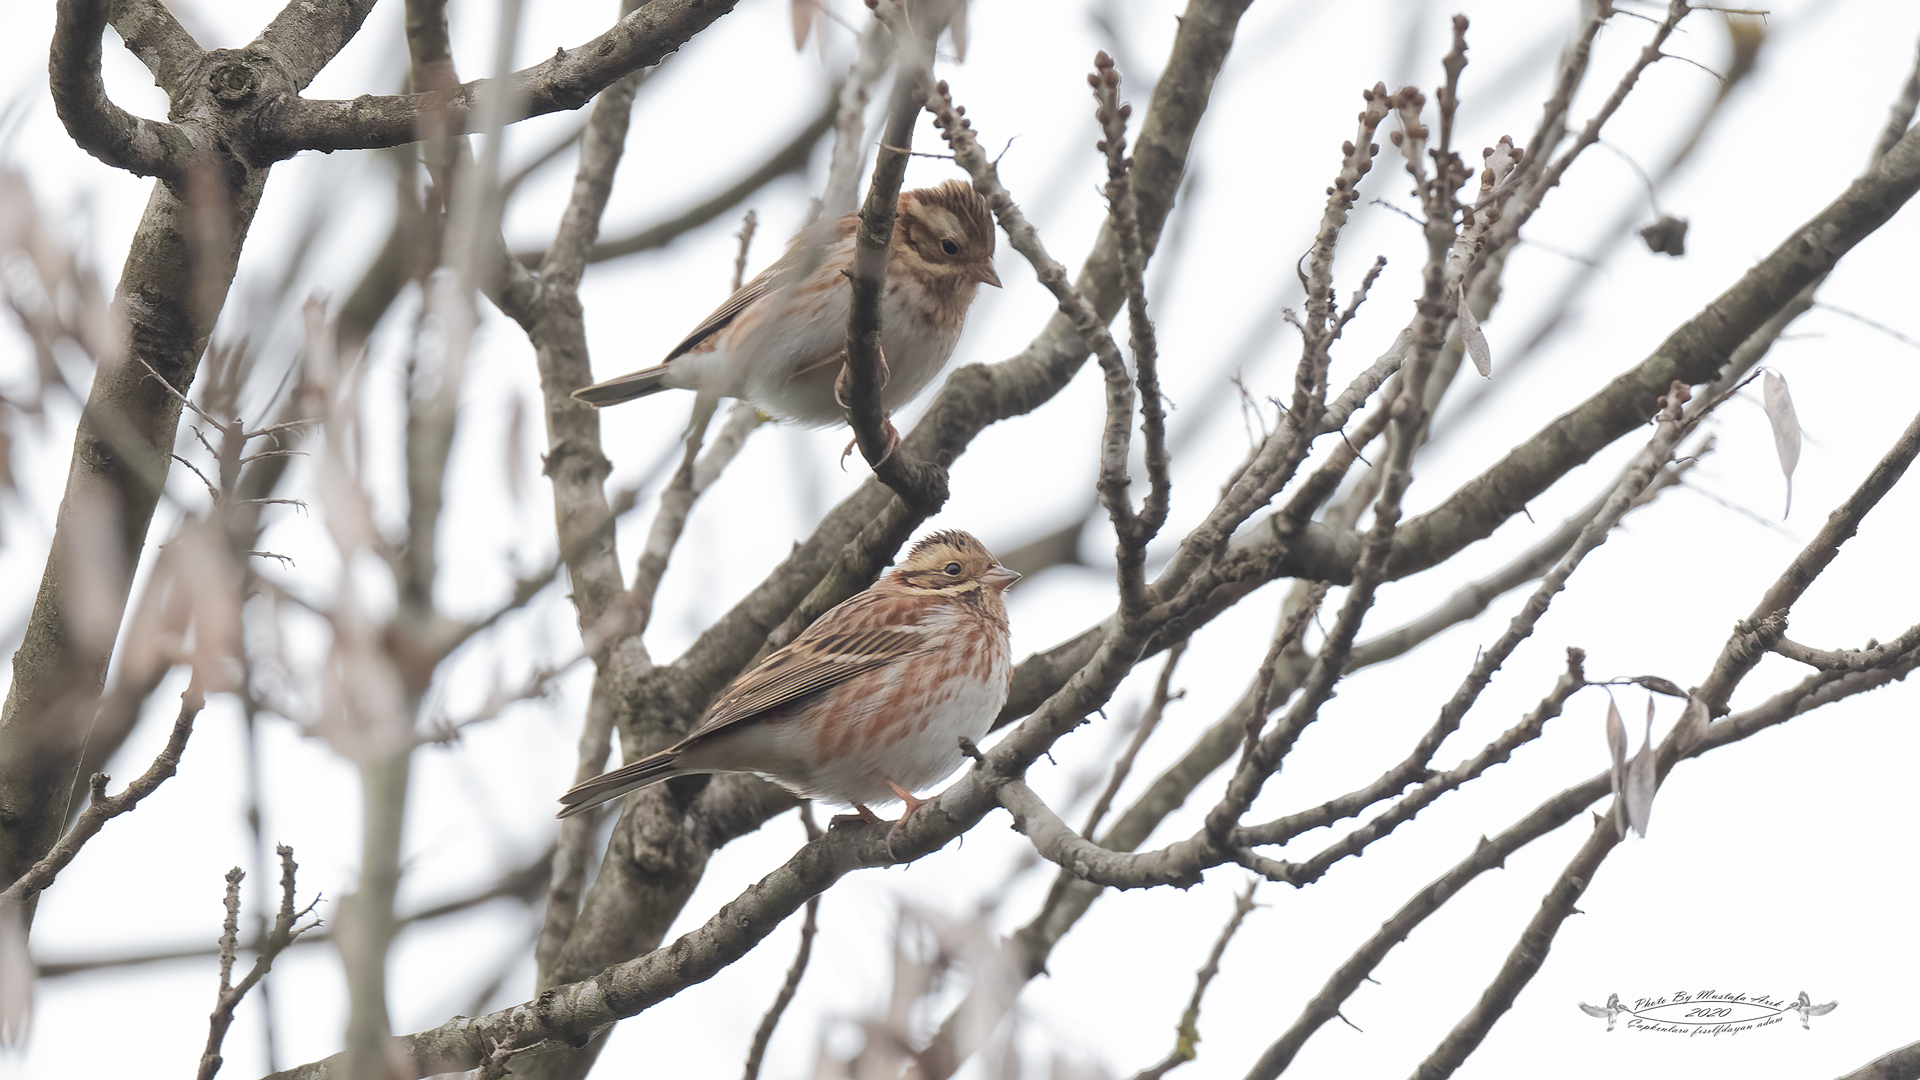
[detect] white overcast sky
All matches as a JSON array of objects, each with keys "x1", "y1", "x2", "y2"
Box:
[{"x1": 3, "y1": 0, "x2": 1918, "y2": 1078}]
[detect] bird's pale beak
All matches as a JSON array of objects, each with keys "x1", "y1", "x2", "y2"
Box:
[
  {"x1": 983, "y1": 564, "x2": 1020, "y2": 592},
  {"x1": 974, "y1": 260, "x2": 1002, "y2": 288}
]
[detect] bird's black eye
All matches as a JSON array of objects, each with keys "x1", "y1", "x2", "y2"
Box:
[
  {"x1": 940, "y1": 239, "x2": 960, "y2": 256},
  {"x1": 944, "y1": 561, "x2": 963, "y2": 575}
]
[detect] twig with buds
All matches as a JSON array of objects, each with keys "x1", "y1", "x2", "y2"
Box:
[{"x1": 196, "y1": 846, "x2": 322, "y2": 1080}]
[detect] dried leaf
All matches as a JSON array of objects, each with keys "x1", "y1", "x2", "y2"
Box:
[
  {"x1": 1458, "y1": 283, "x2": 1491, "y2": 377},
  {"x1": 1763, "y1": 370, "x2": 1801, "y2": 518},
  {"x1": 0, "y1": 898, "x2": 31, "y2": 1048},
  {"x1": 948, "y1": 0, "x2": 969, "y2": 61},
  {"x1": 1639, "y1": 214, "x2": 1688, "y2": 257},
  {"x1": 1605, "y1": 698, "x2": 1628, "y2": 835},
  {"x1": 790, "y1": 0, "x2": 813, "y2": 50},
  {"x1": 1630, "y1": 675, "x2": 1687, "y2": 698},
  {"x1": 1605, "y1": 698, "x2": 1627, "y2": 772},
  {"x1": 1621, "y1": 701, "x2": 1657, "y2": 838}
]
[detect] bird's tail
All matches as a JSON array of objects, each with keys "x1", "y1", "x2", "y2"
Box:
[
  {"x1": 555, "y1": 750, "x2": 681, "y2": 818},
  {"x1": 572, "y1": 365, "x2": 673, "y2": 407}
]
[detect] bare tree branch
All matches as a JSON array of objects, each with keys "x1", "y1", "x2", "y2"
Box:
[
  {"x1": 253, "y1": 0, "x2": 380, "y2": 91},
  {"x1": 258, "y1": 0, "x2": 744, "y2": 157},
  {"x1": 740, "y1": 809, "x2": 822, "y2": 1080},
  {"x1": 197, "y1": 846, "x2": 320, "y2": 1080},
  {"x1": 50, "y1": 0, "x2": 196, "y2": 180},
  {"x1": 843, "y1": 13, "x2": 939, "y2": 503},
  {"x1": 107, "y1": 0, "x2": 203, "y2": 97},
  {"x1": 1701, "y1": 403, "x2": 1920, "y2": 712},
  {"x1": 0, "y1": 686, "x2": 203, "y2": 910}
]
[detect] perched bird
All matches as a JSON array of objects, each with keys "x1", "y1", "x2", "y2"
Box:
[
  {"x1": 557, "y1": 529, "x2": 1017, "y2": 822},
  {"x1": 573, "y1": 181, "x2": 1001, "y2": 449}
]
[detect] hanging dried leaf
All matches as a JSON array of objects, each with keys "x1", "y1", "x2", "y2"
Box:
[
  {"x1": 1606, "y1": 698, "x2": 1628, "y2": 836},
  {"x1": 1622, "y1": 700, "x2": 1658, "y2": 838},
  {"x1": 1458, "y1": 282, "x2": 1491, "y2": 378},
  {"x1": 948, "y1": 0, "x2": 969, "y2": 61},
  {"x1": 1605, "y1": 698, "x2": 1627, "y2": 772},
  {"x1": 790, "y1": 0, "x2": 816, "y2": 50},
  {"x1": 1763, "y1": 370, "x2": 1801, "y2": 518}
]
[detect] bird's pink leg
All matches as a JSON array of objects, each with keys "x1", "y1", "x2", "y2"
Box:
[
  {"x1": 835, "y1": 351, "x2": 901, "y2": 467},
  {"x1": 840, "y1": 422, "x2": 902, "y2": 468},
  {"x1": 885, "y1": 780, "x2": 927, "y2": 816},
  {"x1": 830, "y1": 803, "x2": 888, "y2": 827}
]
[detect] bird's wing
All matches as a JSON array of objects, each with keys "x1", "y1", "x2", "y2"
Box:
[
  {"x1": 663, "y1": 216, "x2": 855, "y2": 363},
  {"x1": 683, "y1": 590, "x2": 936, "y2": 741},
  {"x1": 1578, "y1": 1003, "x2": 1610, "y2": 1018}
]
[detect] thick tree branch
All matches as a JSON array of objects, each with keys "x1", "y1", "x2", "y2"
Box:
[
  {"x1": 1379, "y1": 120, "x2": 1920, "y2": 580},
  {"x1": 107, "y1": 0, "x2": 203, "y2": 98},
  {"x1": 258, "y1": 0, "x2": 742, "y2": 157},
  {"x1": 253, "y1": 0, "x2": 379, "y2": 91},
  {"x1": 0, "y1": 153, "x2": 269, "y2": 911},
  {"x1": 51, "y1": 0, "x2": 196, "y2": 181},
  {"x1": 1833, "y1": 1036, "x2": 1920, "y2": 1080}
]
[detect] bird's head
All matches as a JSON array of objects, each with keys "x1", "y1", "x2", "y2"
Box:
[
  {"x1": 893, "y1": 529, "x2": 1019, "y2": 596},
  {"x1": 894, "y1": 181, "x2": 1001, "y2": 294}
]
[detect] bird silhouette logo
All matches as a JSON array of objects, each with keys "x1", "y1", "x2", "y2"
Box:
[
  {"x1": 1578, "y1": 993, "x2": 1628, "y2": 1031},
  {"x1": 1790, "y1": 991, "x2": 1838, "y2": 1029}
]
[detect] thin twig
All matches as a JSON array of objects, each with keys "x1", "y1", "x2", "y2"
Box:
[
  {"x1": 740, "y1": 807, "x2": 823, "y2": 1080},
  {"x1": 0, "y1": 686, "x2": 204, "y2": 908},
  {"x1": 197, "y1": 846, "x2": 321, "y2": 1080},
  {"x1": 1815, "y1": 301, "x2": 1920, "y2": 351},
  {"x1": 1130, "y1": 880, "x2": 1258, "y2": 1080},
  {"x1": 921, "y1": 75, "x2": 1151, "y2": 584},
  {"x1": 1092, "y1": 51, "x2": 1171, "y2": 611}
]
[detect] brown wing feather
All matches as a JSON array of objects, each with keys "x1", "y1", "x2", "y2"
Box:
[
  {"x1": 682, "y1": 590, "x2": 935, "y2": 742},
  {"x1": 663, "y1": 214, "x2": 857, "y2": 362}
]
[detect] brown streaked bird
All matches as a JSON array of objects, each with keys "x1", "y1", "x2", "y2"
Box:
[
  {"x1": 571, "y1": 181, "x2": 1000, "y2": 452},
  {"x1": 557, "y1": 530, "x2": 1017, "y2": 822}
]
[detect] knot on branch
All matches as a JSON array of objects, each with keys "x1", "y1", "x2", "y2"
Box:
[
  {"x1": 1731, "y1": 614, "x2": 1788, "y2": 664},
  {"x1": 540, "y1": 438, "x2": 613, "y2": 481},
  {"x1": 209, "y1": 57, "x2": 260, "y2": 105}
]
